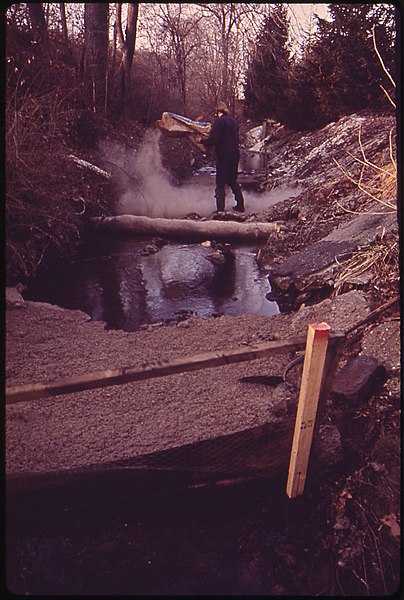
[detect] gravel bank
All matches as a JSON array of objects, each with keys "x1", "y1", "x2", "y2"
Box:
[{"x1": 6, "y1": 291, "x2": 371, "y2": 476}]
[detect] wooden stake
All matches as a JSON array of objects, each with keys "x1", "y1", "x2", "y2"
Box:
[{"x1": 286, "y1": 323, "x2": 331, "y2": 499}]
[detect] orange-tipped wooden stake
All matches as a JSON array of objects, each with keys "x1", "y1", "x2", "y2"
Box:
[{"x1": 286, "y1": 322, "x2": 331, "y2": 499}]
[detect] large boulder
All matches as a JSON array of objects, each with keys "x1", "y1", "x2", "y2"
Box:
[{"x1": 331, "y1": 356, "x2": 387, "y2": 404}]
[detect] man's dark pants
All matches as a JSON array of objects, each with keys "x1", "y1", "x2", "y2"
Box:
[{"x1": 215, "y1": 152, "x2": 244, "y2": 212}]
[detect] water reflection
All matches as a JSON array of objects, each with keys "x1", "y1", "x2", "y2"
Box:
[
  {"x1": 209, "y1": 258, "x2": 236, "y2": 307},
  {"x1": 140, "y1": 242, "x2": 278, "y2": 326},
  {"x1": 96, "y1": 257, "x2": 148, "y2": 331},
  {"x1": 26, "y1": 238, "x2": 279, "y2": 331},
  {"x1": 239, "y1": 151, "x2": 266, "y2": 172}
]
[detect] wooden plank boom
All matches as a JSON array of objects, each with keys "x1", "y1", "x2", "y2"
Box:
[{"x1": 5, "y1": 333, "x2": 345, "y2": 405}]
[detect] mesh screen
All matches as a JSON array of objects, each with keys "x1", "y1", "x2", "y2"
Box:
[{"x1": 8, "y1": 419, "x2": 296, "y2": 498}]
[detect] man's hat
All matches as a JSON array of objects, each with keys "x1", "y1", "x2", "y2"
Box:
[{"x1": 216, "y1": 101, "x2": 229, "y2": 114}]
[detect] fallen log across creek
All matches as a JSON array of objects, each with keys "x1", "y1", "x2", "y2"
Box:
[{"x1": 90, "y1": 214, "x2": 281, "y2": 241}]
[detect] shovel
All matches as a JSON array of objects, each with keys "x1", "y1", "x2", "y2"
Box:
[{"x1": 239, "y1": 354, "x2": 304, "y2": 386}]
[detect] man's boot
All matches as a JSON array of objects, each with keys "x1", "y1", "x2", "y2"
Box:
[
  {"x1": 233, "y1": 184, "x2": 245, "y2": 212},
  {"x1": 215, "y1": 186, "x2": 226, "y2": 212}
]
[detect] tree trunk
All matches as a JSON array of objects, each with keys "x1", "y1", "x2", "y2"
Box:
[
  {"x1": 28, "y1": 3, "x2": 47, "y2": 42},
  {"x1": 221, "y1": 9, "x2": 229, "y2": 103},
  {"x1": 84, "y1": 3, "x2": 108, "y2": 114},
  {"x1": 124, "y1": 3, "x2": 139, "y2": 88},
  {"x1": 91, "y1": 215, "x2": 280, "y2": 242},
  {"x1": 115, "y1": 2, "x2": 139, "y2": 111},
  {"x1": 59, "y1": 3, "x2": 68, "y2": 43}
]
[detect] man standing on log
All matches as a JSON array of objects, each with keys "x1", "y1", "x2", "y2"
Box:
[{"x1": 196, "y1": 102, "x2": 245, "y2": 213}]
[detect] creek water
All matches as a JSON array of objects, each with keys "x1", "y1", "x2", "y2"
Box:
[{"x1": 25, "y1": 235, "x2": 279, "y2": 331}]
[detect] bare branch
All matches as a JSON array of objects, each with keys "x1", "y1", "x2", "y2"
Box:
[
  {"x1": 372, "y1": 24, "x2": 396, "y2": 89},
  {"x1": 379, "y1": 84, "x2": 396, "y2": 110}
]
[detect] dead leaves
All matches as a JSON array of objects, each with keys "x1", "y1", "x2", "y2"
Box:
[{"x1": 380, "y1": 513, "x2": 400, "y2": 539}]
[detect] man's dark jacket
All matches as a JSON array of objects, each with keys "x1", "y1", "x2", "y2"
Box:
[{"x1": 202, "y1": 114, "x2": 240, "y2": 184}]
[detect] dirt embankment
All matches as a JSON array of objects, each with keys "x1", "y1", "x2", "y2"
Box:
[{"x1": 6, "y1": 110, "x2": 400, "y2": 596}]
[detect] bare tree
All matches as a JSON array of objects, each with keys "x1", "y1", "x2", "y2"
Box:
[
  {"x1": 139, "y1": 4, "x2": 202, "y2": 116},
  {"x1": 136, "y1": 3, "x2": 267, "y2": 116},
  {"x1": 59, "y1": 3, "x2": 68, "y2": 44},
  {"x1": 195, "y1": 3, "x2": 267, "y2": 112},
  {"x1": 84, "y1": 3, "x2": 108, "y2": 114},
  {"x1": 115, "y1": 2, "x2": 139, "y2": 110},
  {"x1": 27, "y1": 3, "x2": 47, "y2": 41},
  {"x1": 157, "y1": 4, "x2": 202, "y2": 114}
]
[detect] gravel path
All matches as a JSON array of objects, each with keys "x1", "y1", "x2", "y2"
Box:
[{"x1": 6, "y1": 291, "x2": 371, "y2": 476}]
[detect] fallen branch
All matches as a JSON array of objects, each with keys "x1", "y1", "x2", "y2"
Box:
[
  {"x1": 345, "y1": 295, "x2": 399, "y2": 335},
  {"x1": 68, "y1": 154, "x2": 112, "y2": 179}
]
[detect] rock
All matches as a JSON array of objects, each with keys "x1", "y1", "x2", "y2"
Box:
[
  {"x1": 256, "y1": 113, "x2": 395, "y2": 193},
  {"x1": 331, "y1": 355, "x2": 387, "y2": 404},
  {"x1": 313, "y1": 424, "x2": 344, "y2": 467},
  {"x1": 344, "y1": 271, "x2": 373, "y2": 287},
  {"x1": 206, "y1": 244, "x2": 235, "y2": 265},
  {"x1": 6, "y1": 287, "x2": 26, "y2": 309},
  {"x1": 143, "y1": 243, "x2": 160, "y2": 254},
  {"x1": 288, "y1": 290, "x2": 371, "y2": 336},
  {"x1": 360, "y1": 321, "x2": 401, "y2": 399},
  {"x1": 244, "y1": 124, "x2": 265, "y2": 147},
  {"x1": 206, "y1": 250, "x2": 226, "y2": 265}
]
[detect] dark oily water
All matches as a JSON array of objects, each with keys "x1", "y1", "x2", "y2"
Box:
[{"x1": 25, "y1": 236, "x2": 279, "y2": 331}]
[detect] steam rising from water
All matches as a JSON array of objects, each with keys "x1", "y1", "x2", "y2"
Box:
[{"x1": 100, "y1": 129, "x2": 300, "y2": 218}]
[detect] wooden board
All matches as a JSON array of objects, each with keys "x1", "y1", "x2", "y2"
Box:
[{"x1": 6, "y1": 333, "x2": 344, "y2": 405}]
